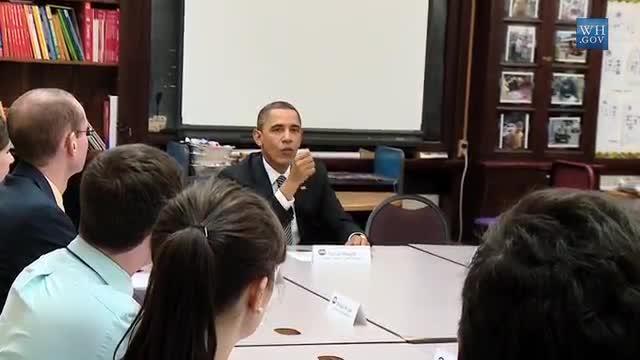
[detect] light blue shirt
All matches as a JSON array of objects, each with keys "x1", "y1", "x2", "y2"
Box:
[{"x1": 0, "y1": 236, "x2": 140, "y2": 360}]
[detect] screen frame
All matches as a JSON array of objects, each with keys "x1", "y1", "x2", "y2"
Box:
[{"x1": 174, "y1": 0, "x2": 448, "y2": 148}]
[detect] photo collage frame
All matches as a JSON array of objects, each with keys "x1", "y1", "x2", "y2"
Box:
[{"x1": 498, "y1": 0, "x2": 588, "y2": 151}]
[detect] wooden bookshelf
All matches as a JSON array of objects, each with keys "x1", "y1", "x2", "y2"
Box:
[
  {"x1": 0, "y1": 0, "x2": 125, "y2": 142},
  {"x1": 0, "y1": 57, "x2": 118, "y2": 67}
]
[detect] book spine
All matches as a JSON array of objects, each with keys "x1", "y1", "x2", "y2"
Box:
[
  {"x1": 8, "y1": 5, "x2": 20, "y2": 58},
  {"x1": 30, "y1": 5, "x2": 46, "y2": 60},
  {"x1": 45, "y1": 6, "x2": 61, "y2": 60},
  {"x1": 97, "y1": 9, "x2": 105, "y2": 63},
  {"x1": 103, "y1": 98, "x2": 110, "y2": 148},
  {"x1": 81, "y1": 2, "x2": 92, "y2": 62},
  {"x1": 38, "y1": 6, "x2": 56, "y2": 60},
  {"x1": 106, "y1": 10, "x2": 116, "y2": 63},
  {"x1": 63, "y1": 9, "x2": 83, "y2": 61},
  {"x1": 52, "y1": 12, "x2": 68, "y2": 60},
  {"x1": 25, "y1": 6, "x2": 41, "y2": 59},
  {"x1": 114, "y1": 8, "x2": 119, "y2": 63},
  {"x1": 17, "y1": 4, "x2": 32, "y2": 58},
  {"x1": 57, "y1": 11, "x2": 75, "y2": 60},
  {"x1": 92, "y1": 8, "x2": 98, "y2": 61},
  {"x1": 0, "y1": 4, "x2": 9, "y2": 57}
]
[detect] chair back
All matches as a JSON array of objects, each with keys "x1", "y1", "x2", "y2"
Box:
[
  {"x1": 550, "y1": 160, "x2": 597, "y2": 190},
  {"x1": 374, "y1": 146, "x2": 405, "y2": 193},
  {"x1": 365, "y1": 194, "x2": 449, "y2": 245}
]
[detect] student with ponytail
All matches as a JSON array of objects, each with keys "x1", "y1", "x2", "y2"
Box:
[{"x1": 120, "y1": 177, "x2": 287, "y2": 360}]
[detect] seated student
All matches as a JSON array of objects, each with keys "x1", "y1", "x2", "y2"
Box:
[
  {"x1": 0, "y1": 89, "x2": 89, "y2": 307},
  {"x1": 0, "y1": 118, "x2": 14, "y2": 182},
  {"x1": 0, "y1": 144, "x2": 183, "y2": 360},
  {"x1": 119, "y1": 177, "x2": 286, "y2": 360},
  {"x1": 459, "y1": 189, "x2": 640, "y2": 360},
  {"x1": 220, "y1": 101, "x2": 369, "y2": 246}
]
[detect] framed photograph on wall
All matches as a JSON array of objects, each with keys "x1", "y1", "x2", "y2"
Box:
[
  {"x1": 505, "y1": 25, "x2": 536, "y2": 63},
  {"x1": 509, "y1": 0, "x2": 539, "y2": 18},
  {"x1": 555, "y1": 30, "x2": 587, "y2": 63},
  {"x1": 559, "y1": 0, "x2": 589, "y2": 21},
  {"x1": 551, "y1": 73, "x2": 585, "y2": 105},
  {"x1": 500, "y1": 71, "x2": 535, "y2": 104},
  {"x1": 499, "y1": 112, "x2": 530, "y2": 150},
  {"x1": 548, "y1": 116, "x2": 581, "y2": 148}
]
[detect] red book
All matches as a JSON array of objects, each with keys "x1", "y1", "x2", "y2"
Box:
[
  {"x1": 80, "y1": 2, "x2": 92, "y2": 62},
  {"x1": 106, "y1": 10, "x2": 116, "y2": 63},
  {"x1": 10, "y1": 4, "x2": 24, "y2": 58},
  {"x1": 0, "y1": 4, "x2": 9, "y2": 57},
  {"x1": 96, "y1": 9, "x2": 105, "y2": 62},
  {"x1": 15, "y1": 4, "x2": 29, "y2": 58},
  {"x1": 114, "y1": 9, "x2": 119, "y2": 63},
  {"x1": 18, "y1": 4, "x2": 33, "y2": 59}
]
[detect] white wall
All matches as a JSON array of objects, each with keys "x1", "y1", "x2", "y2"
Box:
[{"x1": 181, "y1": 0, "x2": 429, "y2": 131}]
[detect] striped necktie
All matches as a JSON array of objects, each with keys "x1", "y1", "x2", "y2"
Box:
[{"x1": 275, "y1": 175, "x2": 293, "y2": 245}]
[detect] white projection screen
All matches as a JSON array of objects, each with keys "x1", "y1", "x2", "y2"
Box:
[{"x1": 180, "y1": 0, "x2": 430, "y2": 132}]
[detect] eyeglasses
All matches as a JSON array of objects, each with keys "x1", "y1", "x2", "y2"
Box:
[{"x1": 75, "y1": 127, "x2": 97, "y2": 137}]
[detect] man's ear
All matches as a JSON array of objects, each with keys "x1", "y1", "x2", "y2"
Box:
[
  {"x1": 66, "y1": 132, "x2": 78, "y2": 155},
  {"x1": 253, "y1": 129, "x2": 263, "y2": 148}
]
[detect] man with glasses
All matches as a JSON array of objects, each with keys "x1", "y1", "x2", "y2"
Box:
[{"x1": 0, "y1": 88, "x2": 90, "y2": 308}]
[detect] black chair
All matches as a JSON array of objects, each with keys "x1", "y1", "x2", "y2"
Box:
[{"x1": 365, "y1": 194, "x2": 449, "y2": 245}]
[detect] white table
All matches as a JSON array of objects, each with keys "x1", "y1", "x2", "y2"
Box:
[
  {"x1": 132, "y1": 271, "x2": 401, "y2": 346},
  {"x1": 231, "y1": 342, "x2": 458, "y2": 360},
  {"x1": 282, "y1": 246, "x2": 466, "y2": 342},
  {"x1": 410, "y1": 244, "x2": 478, "y2": 267},
  {"x1": 239, "y1": 281, "x2": 402, "y2": 346}
]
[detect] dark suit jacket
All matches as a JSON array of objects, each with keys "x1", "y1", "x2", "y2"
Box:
[
  {"x1": 0, "y1": 162, "x2": 77, "y2": 307},
  {"x1": 220, "y1": 152, "x2": 362, "y2": 245}
]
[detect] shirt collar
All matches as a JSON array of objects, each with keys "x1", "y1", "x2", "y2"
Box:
[
  {"x1": 262, "y1": 155, "x2": 290, "y2": 186},
  {"x1": 67, "y1": 236, "x2": 133, "y2": 297},
  {"x1": 44, "y1": 176, "x2": 65, "y2": 212}
]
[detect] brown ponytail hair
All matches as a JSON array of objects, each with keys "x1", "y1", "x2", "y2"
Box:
[{"x1": 118, "y1": 177, "x2": 286, "y2": 360}]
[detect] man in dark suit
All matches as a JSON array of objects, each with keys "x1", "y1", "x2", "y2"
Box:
[
  {"x1": 0, "y1": 89, "x2": 90, "y2": 307},
  {"x1": 220, "y1": 101, "x2": 369, "y2": 246}
]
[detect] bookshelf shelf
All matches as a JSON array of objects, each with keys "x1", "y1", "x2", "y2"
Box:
[{"x1": 0, "y1": 57, "x2": 118, "y2": 67}]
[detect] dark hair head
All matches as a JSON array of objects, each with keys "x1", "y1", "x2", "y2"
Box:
[
  {"x1": 120, "y1": 177, "x2": 287, "y2": 360},
  {"x1": 459, "y1": 189, "x2": 640, "y2": 360},
  {"x1": 79, "y1": 144, "x2": 183, "y2": 253},
  {"x1": 7, "y1": 88, "x2": 86, "y2": 166},
  {"x1": 0, "y1": 118, "x2": 9, "y2": 150},
  {"x1": 256, "y1": 101, "x2": 302, "y2": 130}
]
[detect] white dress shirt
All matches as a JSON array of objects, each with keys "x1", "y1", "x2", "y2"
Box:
[{"x1": 262, "y1": 158, "x2": 301, "y2": 245}]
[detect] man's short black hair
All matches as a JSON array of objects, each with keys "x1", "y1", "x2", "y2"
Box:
[
  {"x1": 459, "y1": 189, "x2": 640, "y2": 360},
  {"x1": 256, "y1": 101, "x2": 302, "y2": 130},
  {"x1": 79, "y1": 144, "x2": 183, "y2": 252}
]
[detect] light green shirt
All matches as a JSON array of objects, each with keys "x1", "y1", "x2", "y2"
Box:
[{"x1": 0, "y1": 236, "x2": 140, "y2": 360}]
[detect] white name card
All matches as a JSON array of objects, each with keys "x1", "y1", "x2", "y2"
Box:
[
  {"x1": 433, "y1": 349, "x2": 456, "y2": 360},
  {"x1": 312, "y1": 245, "x2": 371, "y2": 264},
  {"x1": 326, "y1": 292, "x2": 367, "y2": 326}
]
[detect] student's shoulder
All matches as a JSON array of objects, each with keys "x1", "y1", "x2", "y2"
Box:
[{"x1": 30, "y1": 280, "x2": 138, "y2": 331}]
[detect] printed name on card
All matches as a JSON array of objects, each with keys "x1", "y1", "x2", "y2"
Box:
[
  {"x1": 326, "y1": 292, "x2": 367, "y2": 326},
  {"x1": 312, "y1": 245, "x2": 371, "y2": 264}
]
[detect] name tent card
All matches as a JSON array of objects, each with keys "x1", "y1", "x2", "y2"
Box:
[
  {"x1": 433, "y1": 349, "x2": 456, "y2": 360},
  {"x1": 326, "y1": 292, "x2": 367, "y2": 326},
  {"x1": 312, "y1": 245, "x2": 371, "y2": 264}
]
